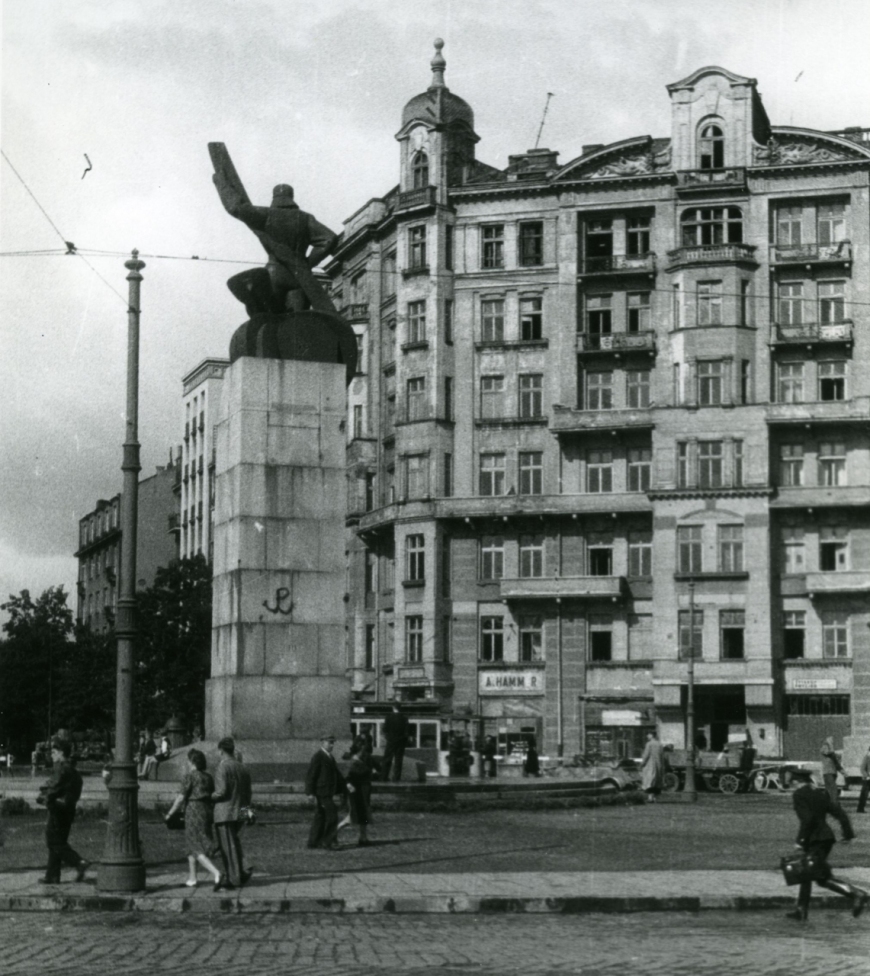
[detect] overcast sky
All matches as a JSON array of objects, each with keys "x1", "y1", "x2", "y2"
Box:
[{"x1": 2, "y1": 0, "x2": 869, "y2": 612}]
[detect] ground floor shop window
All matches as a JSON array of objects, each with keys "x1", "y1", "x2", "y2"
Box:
[
  {"x1": 785, "y1": 695, "x2": 850, "y2": 717},
  {"x1": 589, "y1": 615, "x2": 613, "y2": 662}
]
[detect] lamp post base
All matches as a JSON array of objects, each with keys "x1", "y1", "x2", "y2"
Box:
[{"x1": 96, "y1": 762, "x2": 146, "y2": 892}]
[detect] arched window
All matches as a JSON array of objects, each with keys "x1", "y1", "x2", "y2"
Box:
[
  {"x1": 698, "y1": 123, "x2": 725, "y2": 170},
  {"x1": 681, "y1": 207, "x2": 743, "y2": 246},
  {"x1": 412, "y1": 151, "x2": 429, "y2": 189}
]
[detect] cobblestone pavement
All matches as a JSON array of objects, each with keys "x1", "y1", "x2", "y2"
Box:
[{"x1": 1, "y1": 910, "x2": 867, "y2": 976}]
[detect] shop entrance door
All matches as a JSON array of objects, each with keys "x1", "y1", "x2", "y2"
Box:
[{"x1": 684, "y1": 686, "x2": 745, "y2": 752}]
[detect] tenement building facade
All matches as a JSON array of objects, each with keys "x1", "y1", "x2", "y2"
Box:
[{"x1": 330, "y1": 45, "x2": 870, "y2": 763}]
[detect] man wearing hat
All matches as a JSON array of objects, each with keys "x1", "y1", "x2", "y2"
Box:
[{"x1": 305, "y1": 733, "x2": 347, "y2": 850}]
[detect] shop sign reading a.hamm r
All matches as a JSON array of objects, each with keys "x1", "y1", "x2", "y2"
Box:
[{"x1": 478, "y1": 669, "x2": 546, "y2": 696}]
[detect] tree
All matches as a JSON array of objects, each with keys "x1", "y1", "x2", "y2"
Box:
[
  {"x1": 134, "y1": 555, "x2": 212, "y2": 734},
  {"x1": 0, "y1": 587, "x2": 74, "y2": 756}
]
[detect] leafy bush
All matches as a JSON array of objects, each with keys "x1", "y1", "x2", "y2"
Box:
[{"x1": 0, "y1": 797, "x2": 31, "y2": 815}]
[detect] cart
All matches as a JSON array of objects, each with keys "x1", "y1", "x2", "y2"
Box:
[{"x1": 661, "y1": 748, "x2": 757, "y2": 794}]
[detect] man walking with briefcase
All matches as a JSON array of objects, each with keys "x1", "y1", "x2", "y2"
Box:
[{"x1": 785, "y1": 774, "x2": 868, "y2": 921}]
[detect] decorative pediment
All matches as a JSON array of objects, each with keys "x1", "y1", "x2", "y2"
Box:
[
  {"x1": 555, "y1": 137, "x2": 671, "y2": 182},
  {"x1": 754, "y1": 129, "x2": 870, "y2": 166}
]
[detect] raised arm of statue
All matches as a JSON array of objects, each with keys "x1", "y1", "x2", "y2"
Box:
[{"x1": 209, "y1": 142, "x2": 252, "y2": 219}]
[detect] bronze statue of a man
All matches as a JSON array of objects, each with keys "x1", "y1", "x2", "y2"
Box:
[{"x1": 209, "y1": 144, "x2": 339, "y2": 318}]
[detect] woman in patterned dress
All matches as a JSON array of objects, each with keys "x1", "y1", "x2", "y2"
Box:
[{"x1": 164, "y1": 748, "x2": 224, "y2": 889}]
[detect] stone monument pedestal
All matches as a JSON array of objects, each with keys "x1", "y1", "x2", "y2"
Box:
[{"x1": 205, "y1": 356, "x2": 350, "y2": 763}]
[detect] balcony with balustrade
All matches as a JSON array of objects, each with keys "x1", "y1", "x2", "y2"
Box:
[
  {"x1": 578, "y1": 253, "x2": 656, "y2": 277},
  {"x1": 666, "y1": 242, "x2": 757, "y2": 271},
  {"x1": 550, "y1": 403, "x2": 654, "y2": 433},
  {"x1": 771, "y1": 320, "x2": 853, "y2": 347},
  {"x1": 769, "y1": 241, "x2": 852, "y2": 268},
  {"x1": 500, "y1": 576, "x2": 625, "y2": 601},
  {"x1": 675, "y1": 168, "x2": 747, "y2": 194},
  {"x1": 576, "y1": 331, "x2": 656, "y2": 356},
  {"x1": 396, "y1": 186, "x2": 437, "y2": 211},
  {"x1": 766, "y1": 396, "x2": 870, "y2": 426}
]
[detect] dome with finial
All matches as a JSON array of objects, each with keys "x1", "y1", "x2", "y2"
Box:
[{"x1": 401, "y1": 38, "x2": 475, "y2": 130}]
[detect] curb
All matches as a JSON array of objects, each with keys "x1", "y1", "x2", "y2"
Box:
[{"x1": 0, "y1": 891, "x2": 840, "y2": 915}]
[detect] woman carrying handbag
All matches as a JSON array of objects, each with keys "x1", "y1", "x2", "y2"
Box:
[
  {"x1": 165, "y1": 748, "x2": 225, "y2": 891},
  {"x1": 784, "y1": 773, "x2": 868, "y2": 921}
]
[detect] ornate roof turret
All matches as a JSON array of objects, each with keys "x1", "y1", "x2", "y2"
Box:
[{"x1": 401, "y1": 39, "x2": 475, "y2": 130}]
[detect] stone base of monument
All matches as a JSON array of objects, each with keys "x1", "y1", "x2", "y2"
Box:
[{"x1": 204, "y1": 352, "x2": 351, "y2": 759}]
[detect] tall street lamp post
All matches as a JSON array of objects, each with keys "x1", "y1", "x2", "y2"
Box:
[
  {"x1": 683, "y1": 581, "x2": 698, "y2": 801},
  {"x1": 97, "y1": 252, "x2": 147, "y2": 891}
]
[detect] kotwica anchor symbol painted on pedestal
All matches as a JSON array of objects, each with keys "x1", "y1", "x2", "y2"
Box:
[{"x1": 263, "y1": 587, "x2": 293, "y2": 616}]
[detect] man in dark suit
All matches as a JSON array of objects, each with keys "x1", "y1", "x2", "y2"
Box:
[
  {"x1": 211, "y1": 737, "x2": 253, "y2": 889},
  {"x1": 38, "y1": 738, "x2": 89, "y2": 884},
  {"x1": 787, "y1": 776, "x2": 868, "y2": 921},
  {"x1": 305, "y1": 733, "x2": 346, "y2": 849},
  {"x1": 381, "y1": 702, "x2": 410, "y2": 782}
]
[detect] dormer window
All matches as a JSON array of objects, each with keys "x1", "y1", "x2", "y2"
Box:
[
  {"x1": 698, "y1": 123, "x2": 725, "y2": 170},
  {"x1": 412, "y1": 151, "x2": 429, "y2": 189}
]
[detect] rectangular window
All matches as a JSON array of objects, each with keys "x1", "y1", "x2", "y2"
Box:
[
  {"x1": 734, "y1": 439, "x2": 745, "y2": 488},
  {"x1": 698, "y1": 361, "x2": 724, "y2": 405},
  {"x1": 720, "y1": 610, "x2": 745, "y2": 660},
  {"x1": 406, "y1": 376, "x2": 426, "y2": 421},
  {"x1": 819, "y1": 282, "x2": 845, "y2": 325},
  {"x1": 678, "y1": 525, "x2": 702, "y2": 574},
  {"x1": 740, "y1": 281, "x2": 751, "y2": 327},
  {"x1": 518, "y1": 451, "x2": 543, "y2": 496},
  {"x1": 519, "y1": 221, "x2": 544, "y2": 266},
  {"x1": 407, "y1": 300, "x2": 427, "y2": 343},
  {"x1": 519, "y1": 534, "x2": 544, "y2": 579},
  {"x1": 589, "y1": 614, "x2": 613, "y2": 662},
  {"x1": 777, "y1": 362, "x2": 805, "y2": 403},
  {"x1": 673, "y1": 283, "x2": 681, "y2": 329},
  {"x1": 626, "y1": 215, "x2": 651, "y2": 255},
  {"x1": 519, "y1": 374, "x2": 543, "y2": 418},
  {"x1": 817, "y1": 202, "x2": 846, "y2": 245},
  {"x1": 697, "y1": 281, "x2": 722, "y2": 326},
  {"x1": 352, "y1": 404, "x2": 363, "y2": 439},
  {"x1": 679, "y1": 609, "x2": 703, "y2": 660},
  {"x1": 740, "y1": 360, "x2": 751, "y2": 404},
  {"x1": 782, "y1": 527, "x2": 806, "y2": 574},
  {"x1": 819, "y1": 526, "x2": 848, "y2": 572},
  {"x1": 480, "y1": 536, "x2": 505, "y2": 580},
  {"x1": 480, "y1": 616, "x2": 504, "y2": 662},
  {"x1": 718, "y1": 525, "x2": 744, "y2": 573},
  {"x1": 481, "y1": 299, "x2": 505, "y2": 341},
  {"x1": 780, "y1": 444, "x2": 804, "y2": 487},
  {"x1": 405, "y1": 454, "x2": 428, "y2": 499},
  {"x1": 586, "y1": 294, "x2": 612, "y2": 336},
  {"x1": 677, "y1": 442, "x2": 690, "y2": 488},
  {"x1": 444, "y1": 376, "x2": 453, "y2": 421},
  {"x1": 628, "y1": 530, "x2": 652, "y2": 577},
  {"x1": 818, "y1": 361, "x2": 846, "y2": 401},
  {"x1": 698, "y1": 440, "x2": 724, "y2": 488},
  {"x1": 587, "y1": 535, "x2": 613, "y2": 576},
  {"x1": 783, "y1": 610, "x2": 805, "y2": 660},
  {"x1": 585, "y1": 220, "x2": 613, "y2": 270},
  {"x1": 406, "y1": 615, "x2": 424, "y2": 663},
  {"x1": 520, "y1": 296, "x2": 543, "y2": 340},
  {"x1": 365, "y1": 471, "x2": 375, "y2": 511},
  {"x1": 408, "y1": 226, "x2": 427, "y2": 269},
  {"x1": 479, "y1": 453, "x2": 506, "y2": 496},
  {"x1": 444, "y1": 299, "x2": 454, "y2": 343},
  {"x1": 480, "y1": 375, "x2": 505, "y2": 419},
  {"x1": 443, "y1": 453, "x2": 453, "y2": 498},
  {"x1": 587, "y1": 449, "x2": 613, "y2": 493},
  {"x1": 519, "y1": 616, "x2": 543, "y2": 662},
  {"x1": 818, "y1": 441, "x2": 846, "y2": 487},
  {"x1": 627, "y1": 447, "x2": 651, "y2": 492},
  {"x1": 364, "y1": 624, "x2": 375, "y2": 670},
  {"x1": 627, "y1": 292, "x2": 650, "y2": 332},
  {"x1": 626, "y1": 370, "x2": 650, "y2": 408},
  {"x1": 822, "y1": 612, "x2": 849, "y2": 659},
  {"x1": 405, "y1": 534, "x2": 425, "y2": 581},
  {"x1": 777, "y1": 205, "x2": 802, "y2": 245},
  {"x1": 441, "y1": 537, "x2": 451, "y2": 599},
  {"x1": 482, "y1": 224, "x2": 505, "y2": 269},
  {"x1": 779, "y1": 282, "x2": 804, "y2": 326},
  {"x1": 585, "y1": 371, "x2": 613, "y2": 410},
  {"x1": 442, "y1": 614, "x2": 452, "y2": 663},
  {"x1": 445, "y1": 225, "x2": 454, "y2": 271}
]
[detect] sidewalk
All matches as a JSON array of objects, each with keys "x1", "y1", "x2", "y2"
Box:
[{"x1": 2, "y1": 865, "x2": 869, "y2": 915}]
